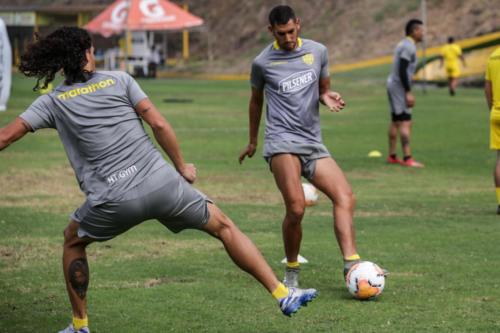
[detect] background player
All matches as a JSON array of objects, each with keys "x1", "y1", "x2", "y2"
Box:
[
  {"x1": 386, "y1": 19, "x2": 425, "y2": 168},
  {"x1": 440, "y1": 36, "x2": 466, "y2": 96},
  {"x1": 485, "y1": 46, "x2": 500, "y2": 214}
]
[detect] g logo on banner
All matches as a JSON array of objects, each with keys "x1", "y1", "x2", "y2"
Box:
[
  {"x1": 111, "y1": 1, "x2": 128, "y2": 24},
  {"x1": 140, "y1": 0, "x2": 165, "y2": 18}
]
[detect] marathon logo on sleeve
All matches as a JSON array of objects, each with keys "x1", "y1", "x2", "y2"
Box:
[
  {"x1": 57, "y1": 78, "x2": 116, "y2": 100},
  {"x1": 278, "y1": 70, "x2": 317, "y2": 94}
]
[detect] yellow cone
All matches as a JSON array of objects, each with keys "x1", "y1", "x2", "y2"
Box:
[{"x1": 368, "y1": 150, "x2": 382, "y2": 158}]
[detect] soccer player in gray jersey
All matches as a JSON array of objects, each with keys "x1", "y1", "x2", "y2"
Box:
[
  {"x1": 239, "y1": 5, "x2": 370, "y2": 289},
  {"x1": 386, "y1": 19, "x2": 425, "y2": 168},
  {"x1": 0, "y1": 28, "x2": 316, "y2": 333}
]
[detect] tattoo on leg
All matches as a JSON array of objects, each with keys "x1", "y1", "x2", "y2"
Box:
[
  {"x1": 401, "y1": 136, "x2": 410, "y2": 147},
  {"x1": 69, "y1": 258, "x2": 89, "y2": 299}
]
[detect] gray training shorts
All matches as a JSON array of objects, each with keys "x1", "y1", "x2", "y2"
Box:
[
  {"x1": 263, "y1": 141, "x2": 331, "y2": 180},
  {"x1": 386, "y1": 78, "x2": 412, "y2": 121},
  {"x1": 71, "y1": 165, "x2": 211, "y2": 240}
]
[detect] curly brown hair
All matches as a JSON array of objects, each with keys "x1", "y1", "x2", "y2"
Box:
[{"x1": 19, "y1": 27, "x2": 93, "y2": 91}]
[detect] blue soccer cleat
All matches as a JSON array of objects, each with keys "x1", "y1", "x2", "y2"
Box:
[{"x1": 279, "y1": 287, "x2": 318, "y2": 317}]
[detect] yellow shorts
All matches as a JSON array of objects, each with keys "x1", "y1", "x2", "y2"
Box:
[
  {"x1": 490, "y1": 111, "x2": 500, "y2": 150},
  {"x1": 446, "y1": 65, "x2": 460, "y2": 79}
]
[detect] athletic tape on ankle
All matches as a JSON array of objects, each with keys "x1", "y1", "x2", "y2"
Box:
[
  {"x1": 73, "y1": 316, "x2": 88, "y2": 330},
  {"x1": 345, "y1": 254, "x2": 360, "y2": 261},
  {"x1": 272, "y1": 283, "x2": 289, "y2": 300}
]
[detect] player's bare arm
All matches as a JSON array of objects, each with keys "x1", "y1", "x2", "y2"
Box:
[
  {"x1": 319, "y1": 77, "x2": 345, "y2": 112},
  {"x1": 0, "y1": 117, "x2": 30, "y2": 151},
  {"x1": 239, "y1": 87, "x2": 264, "y2": 164},
  {"x1": 135, "y1": 98, "x2": 196, "y2": 183},
  {"x1": 485, "y1": 80, "x2": 493, "y2": 110}
]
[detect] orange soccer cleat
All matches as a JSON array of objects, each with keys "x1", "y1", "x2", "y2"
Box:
[
  {"x1": 386, "y1": 155, "x2": 403, "y2": 165},
  {"x1": 401, "y1": 158, "x2": 424, "y2": 168}
]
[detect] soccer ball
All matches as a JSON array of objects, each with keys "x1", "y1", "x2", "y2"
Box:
[
  {"x1": 302, "y1": 183, "x2": 319, "y2": 206},
  {"x1": 345, "y1": 261, "x2": 385, "y2": 300}
]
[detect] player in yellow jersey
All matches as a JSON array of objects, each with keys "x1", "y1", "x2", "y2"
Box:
[
  {"x1": 485, "y1": 47, "x2": 500, "y2": 214},
  {"x1": 440, "y1": 37, "x2": 466, "y2": 96}
]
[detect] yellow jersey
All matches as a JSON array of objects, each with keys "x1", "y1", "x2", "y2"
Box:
[
  {"x1": 440, "y1": 43, "x2": 462, "y2": 68},
  {"x1": 486, "y1": 47, "x2": 500, "y2": 110}
]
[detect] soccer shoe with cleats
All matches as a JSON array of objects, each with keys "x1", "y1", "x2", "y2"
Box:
[
  {"x1": 401, "y1": 158, "x2": 424, "y2": 168},
  {"x1": 58, "y1": 324, "x2": 90, "y2": 333},
  {"x1": 279, "y1": 287, "x2": 317, "y2": 317},
  {"x1": 386, "y1": 156, "x2": 402, "y2": 165},
  {"x1": 283, "y1": 267, "x2": 300, "y2": 288},
  {"x1": 497, "y1": 205, "x2": 500, "y2": 215}
]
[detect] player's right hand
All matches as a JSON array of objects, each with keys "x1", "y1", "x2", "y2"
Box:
[
  {"x1": 179, "y1": 163, "x2": 196, "y2": 183},
  {"x1": 405, "y1": 92, "x2": 415, "y2": 107},
  {"x1": 239, "y1": 143, "x2": 257, "y2": 164}
]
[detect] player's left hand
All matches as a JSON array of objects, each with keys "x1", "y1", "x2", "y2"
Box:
[{"x1": 321, "y1": 91, "x2": 345, "y2": 112}]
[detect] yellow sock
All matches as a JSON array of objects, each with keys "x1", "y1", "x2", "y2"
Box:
[
  {"x1": 286, "y1": 261, "x2": 300, "y2": 268},
  {"x1": 73, "y1": 316, "x2": 88, "y2": 330},
  {"x1": 345, "y1": 254, "x2": 360, "y2": 261},
  {"x1": 496, "y1": 188, "x2": 500, "y2": 205},
  {"x1": 272, "y1": 282, "x2": 289, "y2": 300}
]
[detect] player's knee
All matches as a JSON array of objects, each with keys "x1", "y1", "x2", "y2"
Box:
[
  {"x1": 209, "y1": 210, "x2": 237, "y2": 239},
  {"x1": 63, "y1": 226, "x2": 78, "y2": 247},
  {"x1": 63, "y1": 222, "x2": 87, "y2": 248},
  {"x1": 388, "y1": 128, "x2": 398, "y2": 139},
  {"x1": 286, "y1": 201, "x2": 305, "y2": 222},
  {"x1": 335, "y1": 189, "x2": 356, "y2": 210}
]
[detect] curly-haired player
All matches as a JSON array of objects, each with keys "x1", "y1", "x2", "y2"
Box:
[{"x1": 0, "y1": 27, "x2": 317, "y2": 333}]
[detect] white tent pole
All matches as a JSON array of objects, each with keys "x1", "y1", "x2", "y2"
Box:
[{"x1": 165, "y1": 32, "x2": 168, "y2": 67}]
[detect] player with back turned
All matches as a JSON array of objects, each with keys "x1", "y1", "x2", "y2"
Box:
[{"x1": 0, "y1": 27, "x2": 317, "y2": 333}]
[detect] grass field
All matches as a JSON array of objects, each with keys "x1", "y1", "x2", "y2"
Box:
[{"x1": 1, "y1": 66, "x2": 499, "y2": 333}]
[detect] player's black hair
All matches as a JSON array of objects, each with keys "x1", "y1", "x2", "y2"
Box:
[
  {"x1": 448, "y1": 36, "x2": 454, "y2": 43},
  {"x1": 405, "y1": 19, "x2": 423, "y2": 36},
  {"x1": 268, "y1": 5, "x2": 296, "y2": 26},
  {"x1": 19, "y1": 27, "x2": 93, "y2": 91}
]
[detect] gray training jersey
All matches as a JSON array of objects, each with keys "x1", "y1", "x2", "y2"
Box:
[
  {"x1": 251, "y1": 38, "x2": 330, "y2": 144},
  {"x1": 387, "y1": 37, "x2": 418, "y2": 88},
  {"x1": 20, "y1": 71, "x2": 167, "y2": 206}
]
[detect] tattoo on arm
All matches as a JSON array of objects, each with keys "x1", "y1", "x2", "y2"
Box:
[{"x1": 69, "y1": 258, "x2": 89, "y2": 300}]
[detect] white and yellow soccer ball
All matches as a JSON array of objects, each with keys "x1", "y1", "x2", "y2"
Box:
[
  {"x1": 345, "y1": 261, "x2": 385, "y2": 300},
  {"x1": 302, "y1": 183, "x2": 319, "y2": 206}
]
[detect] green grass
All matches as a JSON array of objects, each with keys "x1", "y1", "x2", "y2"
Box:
[{"x1": 1, "y1": 68, "x2": 499, "y2": 332}]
